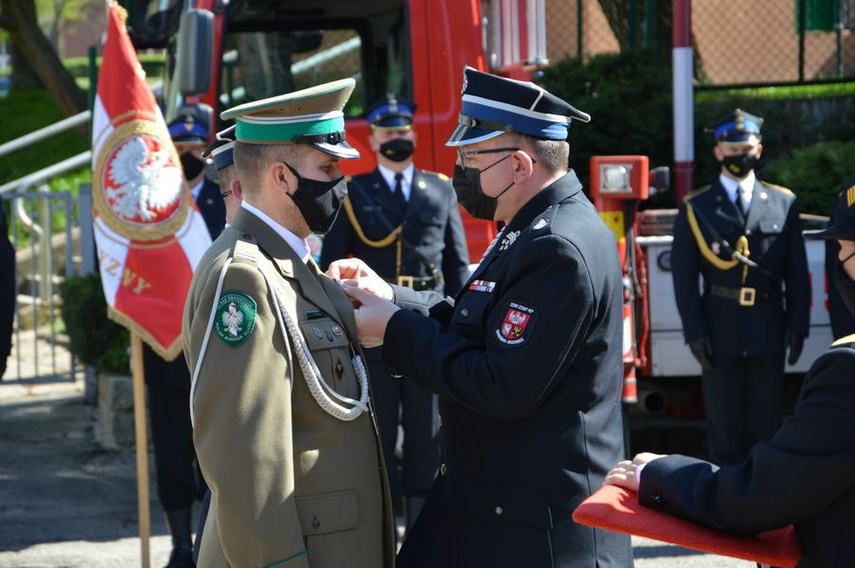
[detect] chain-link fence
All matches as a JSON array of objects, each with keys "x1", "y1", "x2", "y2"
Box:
[{"x1": 544, "y1": 0, "x2": 855, "y2": 87}]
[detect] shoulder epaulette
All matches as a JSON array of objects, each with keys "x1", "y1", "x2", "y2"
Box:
[
  {"x1": 419, "y1": 170, "x2": 451, "y2": 183},
  {"x1": 683, "y1": 185, "x2": 712, "y2": 203},
  {"x1": 760, "y1": 181, "x2": 795, "y2": 196},
  {"x1": 232, "y1": 232, "x2": 259, "y2": 265}
]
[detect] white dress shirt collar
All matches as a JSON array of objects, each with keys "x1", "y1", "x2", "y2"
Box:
[
  {"x1": 239, "y1": 201, "x2": 311, "y2": 262},
  {"x1": 378, "y1": 163, "x2": 415, "y2": 201}
]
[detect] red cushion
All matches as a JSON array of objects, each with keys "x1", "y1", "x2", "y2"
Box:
[{"x1": 573, "y1": 485, "x2": 801, "y2": 568}]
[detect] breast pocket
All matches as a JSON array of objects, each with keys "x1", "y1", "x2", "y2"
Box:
[
  {"x1": 757, "y1": 218, "x2": 785, "y2": 256},
  {"x1": 418, "y1": 209, "x2": 443, "y2": 227},
  {"x1": 450, "y1": 291, "x2": 493, "y2": 329},
  {"x1": 298, "y1": 317, "x2": 354, "y2": 391}
]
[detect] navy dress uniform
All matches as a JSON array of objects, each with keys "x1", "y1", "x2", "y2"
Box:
[
  {"x1": 183, "y1": 79, "x2": 394, "y2": 568},
  {"x1": 671, "y1": 109, "x2": 810, "y2": 466},
  {"x1": 382, "y1": 67, "x2": 632, "y2": 567},
  {"x1": 824, "y1": 175, "x2": 855, "y2": 339},
  {"x1": 0, "y1": 207, "x2": 14, "y2": 379},
  {"x1": 320, "y1": 95, "x2": 470, "y2": 528},
  {"x1": 143, "y1": 104, "x2": 225, "y2": 567},
  {"x1": 633, "y1": 195, "x2": 855, "y2": 568}
]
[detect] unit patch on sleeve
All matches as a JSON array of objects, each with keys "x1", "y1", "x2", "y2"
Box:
[
  {"x1": 495, "y1": 301, "x2": 537, "y2": 345},
  {"x1": 214, "y1": 291, "x2": 257, "y2": 347}
]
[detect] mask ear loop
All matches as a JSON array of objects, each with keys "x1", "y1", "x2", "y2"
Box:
[{"x1": 842, "y1": 249, "x2": 855, "y2": 266}]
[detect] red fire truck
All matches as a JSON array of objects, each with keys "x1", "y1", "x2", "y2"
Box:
[
  {"x1": 127, "y1": 0, "x2": 552, "y2": 260},
  {"x1": 125, "y1": 1, "x2": 833, "y2": 419}
]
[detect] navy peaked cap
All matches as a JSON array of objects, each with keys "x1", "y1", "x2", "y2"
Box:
[
  {"x1": 367, "y1": 93, "x2": 416, "y2": 129},
  {"x1": 707, "y1": 108, "x2": 763, "y2": 144},
  {"x1": 805, "y1": 175, "x2": 855, "y2": 242},
  {"x1": 446, "y1": 66, "x2": 590, "y2": 147},
  {"x1": 168, "y1": 103, "x2": 213, "y2": 144},
  {"x1": 201, "y1": 125, "x2": 236, "y2": 171}
]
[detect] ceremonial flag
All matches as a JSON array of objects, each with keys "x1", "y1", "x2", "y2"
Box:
[{"x1": 91, "y1": 2, "x2": 211, "y2": 361}]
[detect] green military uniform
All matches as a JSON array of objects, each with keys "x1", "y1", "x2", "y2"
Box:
[{"x1": 183, "y1": 79, "x2": 394, "y2": 568}]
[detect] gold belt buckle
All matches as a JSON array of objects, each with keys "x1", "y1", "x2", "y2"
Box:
[
  {"x1": 397, "y1": 275, "x2": 414, "y2": 288},
  {"x1": 739, "y1": 287, "x2": 755, "y2": 306}
]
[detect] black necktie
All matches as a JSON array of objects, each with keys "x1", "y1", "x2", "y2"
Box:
[
  {"x1": 736, "y1": 187, "x2": 747, "y2": 216},
  {"x1": 394, "y1": 172, "x2": 406, "y2": 209}
]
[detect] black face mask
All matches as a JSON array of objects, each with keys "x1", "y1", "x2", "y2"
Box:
[
  {"x1": 721, "y1": 153, "x2": 759, "y2": 179},
  {"x1": 180, "y1": 153, "x2": 206, "y2": 180},
  {"x1": 284, "y1": 162, "x2": 347, "y2": 234},
  {"x1": 834, "y1": 256, "x2": 855, "y2": 317},
  {"x1": 452, "y1": 153, "x2": 515, "y2": 221},
  {"x1": 379, "y1": 138, "x2": 415, "y2": 162}
]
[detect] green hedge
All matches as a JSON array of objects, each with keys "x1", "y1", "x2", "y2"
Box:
[
  {"x1": 64, "y1": 52, "x2": 165, "y2": 81},
  {"x1": 59, "y1": 273, "x2": 130, "y2": 374},
  {"x1": 763, "y1": 140, "x2": 855, "y2": 216},
  {"x1": 538, "y1": 50, "x2": 855, "y2": 214}
]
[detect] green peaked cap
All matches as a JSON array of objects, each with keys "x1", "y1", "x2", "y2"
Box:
[{"x1": 221, "y1": 78, "x2": 360, "y2": 159}]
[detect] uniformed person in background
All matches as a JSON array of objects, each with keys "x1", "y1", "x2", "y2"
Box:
[
  {"x1": 605, "y1": 191, "x2": 855, "y2": 567},
  {"x1": 183, "y1": 78, "x2": 394, "y2": 568},
  {"x1": 671, "y1": 109, "x2": 810, "y2": 466},
  {"x1": 329, "y1": 66, "x2": 633, "y2": 567},
  {"x1": 320, "y1": 93, "x2": 470, "y2": 531},
  {"x1": 202, "y1": 125, "x2": 243, "y2": 224},
  {"x1": 824, "y1": 173, "x2": 855, "y2": 339},
  {"x1": 0, "y1": 203, "x2": 14, "y2": 380},
  {"x1": 145, "y1": 103, "x2": 226, "y2": 568}
]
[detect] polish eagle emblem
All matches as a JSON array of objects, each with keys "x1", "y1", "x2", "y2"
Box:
[
  {"x1": 105, "y1": 134, "x2": 183, "y2": 224},
  {"x1": 221, "y1": 302, "x2": 244, "y2": 338}
]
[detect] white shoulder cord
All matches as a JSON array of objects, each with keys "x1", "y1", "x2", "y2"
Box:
[
  {"x1": 189, "y1": 255, "x2": 370, "y2": 425},
  {"x1": 259, "y1": 267, "x2": 370, "y2": 421},
  {"x1": 190, "y1": 257, "x2": 234, "y2": 428}
]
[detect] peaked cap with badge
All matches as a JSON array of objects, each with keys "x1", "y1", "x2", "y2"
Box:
[
  {"x1": 201, "y1": 125, "x2": 236, "y2": 171},
  {"x1": 221, "y1": 78, "x2": 360, "y2": 159},
  {"x1": 805, "y1": 179, "x2": 855, "y2": 241},
  {"x1": 168, "y1": 103, "x2": 213, "y2": 145},
  {"x1": 367, "y1": 93, "x2": 416, "y2": 130},
  {"x1": 707, "y1": 108, "x2": 763, "y2": 145},
  {"x1": 446, "y1": 65, "x2": 591, "y2": 147}
]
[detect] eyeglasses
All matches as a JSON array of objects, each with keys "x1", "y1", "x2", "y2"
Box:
[
  {"x1": 220, "y1": 190, "x2": 233, "y2": 199},
  {"x1": 456, "y1": 147, "x2": 519, "y2": 162}
]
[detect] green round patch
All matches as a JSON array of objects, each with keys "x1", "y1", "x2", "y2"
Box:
[{"x1": 214, "y1": 291, "x2": 257, "y2": 347}]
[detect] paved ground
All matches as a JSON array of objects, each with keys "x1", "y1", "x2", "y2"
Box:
[{"x1": 0, "y1": 329, "x2": 754, "y2": 567}]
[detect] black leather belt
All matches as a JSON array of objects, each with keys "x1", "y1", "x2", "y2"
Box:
[
  {"x1": 708, "y1": 284, "x2": 781, "y2": 307},
  {"x1": 397, "y1": 275, "x2": 439, "y2": 291}
]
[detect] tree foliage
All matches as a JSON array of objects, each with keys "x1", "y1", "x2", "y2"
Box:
[{"x1": 0, "y1": 0, "x2": 87, "y2": 117}]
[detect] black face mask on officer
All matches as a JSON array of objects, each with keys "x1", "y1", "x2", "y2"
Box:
[
  {"x1": 379, "y1": 138, "x2": 415, "y2": 162},
  {"x1": 283, "y1": 162, "x2": 347, "y2": 234},
  {"x1": 720, "y1": 153, "x2": 759, "y2": 179},
  {"x1": 452, "y1": 153, "x2": 516, "y2": 221},
  {"x1": 834, "y1": 251, "x2": 855, "y2": 317},
  {"x1": 180, "y1": 152, "x2": 206, "y2": 180}
]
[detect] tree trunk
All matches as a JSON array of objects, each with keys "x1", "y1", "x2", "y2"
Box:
[
  {"x1": 595, "y1": 0, "x2": 708, "y2": 82},
  {"x1": 0, "y1": 0, "x2": 88, "y2": 117}
]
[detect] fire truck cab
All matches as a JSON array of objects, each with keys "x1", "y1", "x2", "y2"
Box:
[{"x1": 125, "y1": 0, "x2": 550, "y2": 260}]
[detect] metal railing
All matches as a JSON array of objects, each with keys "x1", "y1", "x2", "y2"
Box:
[{"x1": 1, "y1": 111, "x2": 95, "y2": 394}]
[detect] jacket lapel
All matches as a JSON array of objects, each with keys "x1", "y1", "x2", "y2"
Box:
[
  {"x1": 744, "y1": 179, "x2": 769, "y2": 231},
  {"x1": 230, "y1": 208, "x2": 342, "y2": 325},
  {"x1": 367, "y1": 170, "x2": 404, "y2": 220},
  {"x1": 404, "y1": 170, "x2": 427, "y2": 219}
]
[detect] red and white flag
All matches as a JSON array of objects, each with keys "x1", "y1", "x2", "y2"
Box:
[{"x1": 91, "y1": 2, "x2": 211, "y2": 361}]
